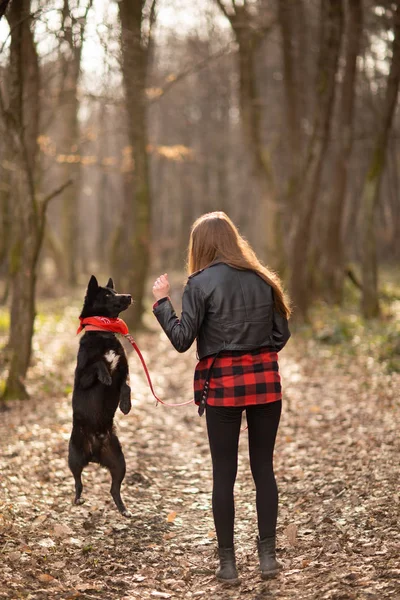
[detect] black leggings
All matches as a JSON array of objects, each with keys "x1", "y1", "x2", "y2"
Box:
[{"x1": 206, "y1": 401, "x2": 281, "y2": 548}]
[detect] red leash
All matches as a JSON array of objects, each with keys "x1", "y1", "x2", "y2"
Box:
[
  {"x1": 124, "y1": 334, "x2": 193, "y2": 408},
  {"x1": 77, "y1": 317, "x2": 193, "y2": 408},
  {"x1": 77, "y1": 317, "x2": 246, "y2": 430}
]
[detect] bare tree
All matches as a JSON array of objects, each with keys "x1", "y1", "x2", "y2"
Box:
[
  {"x1": 0, "y1": 0, "x2": 71, "y2": 400},
  {"x1": 360, "y1": 2, "x2": 400, "y2": 318},
  {"x1": 118, "y1": 0, "x2": 156, "y2": 329},
  {"x1": 288, "y1": 0, "x2": 344, "y2": 320},
  {"x1": 57, "y1": 0, "x2": 93, "y2": 286}
]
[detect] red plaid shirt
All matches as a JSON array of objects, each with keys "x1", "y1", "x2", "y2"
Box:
[{"x1": 194, "y1": 347, "x2": 282, "y2": 408}]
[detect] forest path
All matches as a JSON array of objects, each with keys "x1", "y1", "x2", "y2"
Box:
[{"x1": 0, "y1": 302, "x2": 399, "y2": 600}]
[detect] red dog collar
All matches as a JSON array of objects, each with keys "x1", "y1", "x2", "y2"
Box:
[{"x1": 77, "y1": 316, "x2": 129, "y2": 335}]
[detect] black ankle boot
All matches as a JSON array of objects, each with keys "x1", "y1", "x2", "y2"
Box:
[
  {"x1": 257, "y1": 536, "x2": 282, "y2": 579},
  {"x1": 216, "y1": 547, "x2": 240, "y2": 585}
]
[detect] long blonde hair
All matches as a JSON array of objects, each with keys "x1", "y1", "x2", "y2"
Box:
[{"x1": 188, "y1": 211, "x2": 291, "y2": 318}]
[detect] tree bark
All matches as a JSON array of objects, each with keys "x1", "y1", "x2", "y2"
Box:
[
  {"x1": 215, "y1": 1, "x2": 283, "y2": 271},
  {"x1": 118, "y1": 0, "x2": 154, "y2": 330},
  {"x1": 277, "y1": 0, "x2": 303, "y2": 167},
  {"x1": 0, "y1": 157, "x2": 11, "y2": 305},
  {"x1": 288, "y1": 0, "x2": 344, "y2": 320},
  {"x1": 324, "y1": 0, "x2": 362, "y2": 304},
  {"x1": 360, "y1": 2, "x2": 400, "y2": 318},
  {"x1": 0, "y1": 156, "x2": 11, "y2": 275},
  {"x1": 60, "y1": 57, "x2": 80, "y2": 287}
]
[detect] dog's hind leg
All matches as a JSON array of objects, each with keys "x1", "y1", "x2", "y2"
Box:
[
  {"x1": 100, "y1": 434, "x2": 131, "y2": 517},
  {"x1": 68, "y1": 441, "x2": 87, "y2": 505}
]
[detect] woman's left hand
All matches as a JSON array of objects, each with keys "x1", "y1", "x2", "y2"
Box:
[{"x1": 152, "y1": 273, "x2": 170, "y2": 301}]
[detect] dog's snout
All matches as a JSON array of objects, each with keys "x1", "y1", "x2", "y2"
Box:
[{"x1": 126, "y1": 295, "x2": 132, "y2": 304}]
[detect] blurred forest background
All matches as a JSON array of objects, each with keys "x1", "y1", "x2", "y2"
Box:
[{"x1": 1, "y1": 0, "x2": 400, "y2": 401}]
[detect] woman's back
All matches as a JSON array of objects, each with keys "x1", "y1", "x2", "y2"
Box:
[{"x1": 188, "y1": 263, "x2": 284, "y2": 359}]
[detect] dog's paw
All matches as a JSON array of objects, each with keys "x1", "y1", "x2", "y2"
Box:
[
  {"x1": 98, "y1": 370, "x2": 112, "y2": 386},
  {"x1": 74, "y1": 498, "x2": 85, "y2": 506},
  {"x1": 121, "y1": 509, "x2": 132, "y2": 518},
  {"x1": 119, "y1": 397, "x2": 131, "y2": 415}
]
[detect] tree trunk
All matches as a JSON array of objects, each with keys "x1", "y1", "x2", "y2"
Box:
[
  {"x1": 3, "y1": 0, "x2": 41, "y2": 399},
  {"x1": 6, "y1": 182, "x2": 38, "y2": 399},
  {"x1": 119, "y1": 0, "x2": 153, "y2": 330},
  {"x1": 360, "y1": 2, "x2": 400, "y2": 318},
  {"x1": 236, "y1": 32, "x2": 283, "y2": 271},
  {"x1": 324, "y1": 0, "x2": 362, "y2": 304},
  {"x1": 277, "y1": 0, "x2": 303, "y2": 168},
  {"x1": 288, "y1": 0, "x2": 344, "y2": 320}
]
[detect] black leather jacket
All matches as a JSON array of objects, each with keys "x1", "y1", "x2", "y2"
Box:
[{"x1": 153, "y1": 262, "x2": 290, "y2": 360}]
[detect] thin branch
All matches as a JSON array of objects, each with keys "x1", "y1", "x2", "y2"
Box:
[
  {"x1": 83, "y1": 41, "x2": 235, "y2": 107},
  {"x1": 40, "y1": 178, "x2": 73, "y2": 214},
  {"x1": 0, "y1": 7, "x2": 57, "y2": 55},
  {"x1": 37, "y1": 178, "x2": 73, "y2": 250},
  {"x1": 148, "y1": 41, "x2": 235, "y2": 104}
]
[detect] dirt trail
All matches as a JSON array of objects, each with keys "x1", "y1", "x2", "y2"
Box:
[{"x1": 1, "y1": 308, "x2": 399, "y2": 599}]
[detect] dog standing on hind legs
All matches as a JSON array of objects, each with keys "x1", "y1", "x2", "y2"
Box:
[{"x1": 68, "y1": 275, "x2": 133, "y2": 517}]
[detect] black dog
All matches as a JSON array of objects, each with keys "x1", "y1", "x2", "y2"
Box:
[{"x1": 68, "y1": 275, "x2": 132, "y2": 517}]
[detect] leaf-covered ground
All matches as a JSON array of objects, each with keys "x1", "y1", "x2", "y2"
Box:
[{"x1": 1, "y1": 301, "x2": 399, "y2": 599}]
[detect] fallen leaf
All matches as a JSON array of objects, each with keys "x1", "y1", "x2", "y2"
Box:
[
  {"x1": 182, "y1": 487, "x2": 200, "y2": 494},
  {"x1": 32, "y1": 515, "x2": 47, "y2": 527},
  {"x1": 37, "y1": 573, "x2": 55, "y2": 583},
  {"x1": 37, "y1": 538, "x2": 56, "y2": 548},
  {"x1": 8, "y1": 551, "x2": 21, "y2": 561},
  {"x1": 284, "y1": 523, "x2": 298, "y2": 546},
  {"x1": 53, "y1": 523, "x2": 73, "y2": 537},
  {"x1": 166, "y1": 511, "x2": 177, "y2": 523}
]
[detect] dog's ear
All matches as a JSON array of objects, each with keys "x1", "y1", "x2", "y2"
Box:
[
  {"x1": 87, "y1": 275, "x2": 99, "y2": 300},
  {"x1": 106, "y1": 278, "x2": 114, "y2": 290}
]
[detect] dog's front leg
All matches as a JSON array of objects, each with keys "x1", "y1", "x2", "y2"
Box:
[
  {"x1": 119, "y1": 381, "x2": 131, "y2": 415},
  {"x1": 96, "y1": 361, "x2": 112, "y2": 386},
  {"x1": 79, "y1": 360, "x2": 112, "y2": 388}
]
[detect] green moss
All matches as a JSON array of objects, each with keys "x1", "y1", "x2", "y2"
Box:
[
  {"x1": 9, "y1": 240, "x2": 22, "y2": 275},
  {"x1": 0, "y1": 309, "x2": 10, "y2": 333},
  {"x1": 367, "y1": 146, "x2": 385, "y2": 182}
]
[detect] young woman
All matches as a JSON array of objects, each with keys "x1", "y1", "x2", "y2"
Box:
[{"x1": 152, "y1": 212, "x2": 291, "y2": 585}]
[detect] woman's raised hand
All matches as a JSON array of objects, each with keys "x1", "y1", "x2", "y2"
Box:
[{"x1": 152, "y1": 273, "x2": 170, "y2": 301}]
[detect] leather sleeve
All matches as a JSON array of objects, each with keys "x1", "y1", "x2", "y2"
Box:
[
  {"x1": 153, "y1": 280, "x2": 206, "y2": 353},
  {"x1": 272, "y1": 309, "x2": 291, "y2": 351}
]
